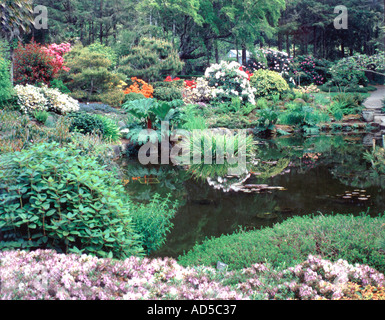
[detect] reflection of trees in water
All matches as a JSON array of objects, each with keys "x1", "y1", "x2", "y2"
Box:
[{"x1": 121, "y1": 161, "x2": 190, "y2": 205}]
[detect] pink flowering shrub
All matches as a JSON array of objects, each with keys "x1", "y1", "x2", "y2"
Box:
[
  {"x1": 1, "y1": 250, "x2": 384, "y2": 300},
  {"x1": 42, "y1": 43, "x2": 71, "y2": 75}
]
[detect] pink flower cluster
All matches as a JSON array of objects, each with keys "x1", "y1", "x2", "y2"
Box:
[
  {"x1": 1, "y1": 250, "x2": 384, "y2": 300},
  {"x1": 42, "y1": 43, "x2": 71, "y2": 74}
]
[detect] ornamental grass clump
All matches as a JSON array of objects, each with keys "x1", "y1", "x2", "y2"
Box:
[{"x1": 0, "y1": 142, "x2": 144, "y2": 259}]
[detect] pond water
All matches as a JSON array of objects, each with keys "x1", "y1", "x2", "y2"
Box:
[{"x1": 118, "y1": 133, "x2": 385, "y2": 259}]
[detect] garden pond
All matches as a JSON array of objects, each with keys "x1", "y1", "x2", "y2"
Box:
[{"x1": 117, "y1": 132, "x2": 385, "y2": 258}]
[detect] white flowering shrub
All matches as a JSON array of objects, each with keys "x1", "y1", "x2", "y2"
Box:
[
  {"x1": 41, "y1": 86, "x2": 79, "y2": 114},
  {"x1": 205, "y1": 61, "x2": 257, "y2": 105},
  {"x1": 15, "y1": 84, "x2": 48, "y2": 113},
  {"x1": 15, "y1": 84, "x2": 79, "y2": 115},
  {"x1": 182, "y1": 77, "x2": 213, "y2": 105}
]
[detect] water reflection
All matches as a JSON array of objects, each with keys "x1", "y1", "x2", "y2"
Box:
[{"x1": 117, "y1": 133, "x2": 385, "y2": 258}]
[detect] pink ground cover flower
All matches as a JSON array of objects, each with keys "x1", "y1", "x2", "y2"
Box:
[{"x1": 1, "y1": 250, "x2": 384, "y2": 300}]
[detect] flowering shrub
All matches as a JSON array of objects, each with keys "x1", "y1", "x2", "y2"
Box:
[
  {"x1": 247, "y1": 49, "x2": 294, "y2": 84},
  {"x1": 182, "y1": 77, "x2": 213, "y2": 105},
  {"x1": 41, "y1": 86, "x2": 79, "y2": 114},
  {"x1": 0, "y1": 250, "x2": 384, "y2": 300},
  {"x1": 15, "y1": 84, "x2": 48, "y2": 113},
  {"x1": 293, "y1": 56, "x2": 326, "y2": 86},
  {"x1": 14, "y1": 41, "x2": 56, "y2": 86},
  {"x1": 123, "y1": 77, "x2": 154, "y2": 98},
  {"x1": 249, "y1": 69, "x2": 289, "y2": 98},
  {"x1": 205, "y1": 61, "x2": 256, "y2": 105},
  {"x1": 42, "y1": 43, "x2": 71, "y2": 75},
  {"x1": 15, "y1": 84, "x2": 79, "y2": 114}
]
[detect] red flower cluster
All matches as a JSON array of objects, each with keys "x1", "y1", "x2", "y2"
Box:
[
  {"x1": 184, "y1": 79, "x2": 197, "y2": 89},
  {"x1": 164, "y1": 76, "x2": 181, "y2": 82},
  {"x1": 164, "y1": 76, "x2": 197, "y2": 89},
  {"x1": 239, "y1": 66, "x2": 253, "y2": 81}
]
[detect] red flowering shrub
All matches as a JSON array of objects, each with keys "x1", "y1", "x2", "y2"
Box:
[{"x1": 14, "y1": 41, "x2": 56, "y2": 86}]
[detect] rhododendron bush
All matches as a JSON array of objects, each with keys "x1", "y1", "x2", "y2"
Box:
[
  {"x1": 1, "y1": 250, "x2": 384, "y2": 300},
  {"x1": 205, "y1": 61, "x2": 257, "y2": 105},
  {"x1": 14, "y1": 41, "x2": 71, "y2": 86}
]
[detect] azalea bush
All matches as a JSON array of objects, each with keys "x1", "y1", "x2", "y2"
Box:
[
  {"x1": 205, "y1": 61, "x2": 257, "y2": 105},
  {"x1": 14, "y1": 41, "x2": 56, "y2": 86},
  {"x1": 123, "y1": 77, "x2": 154, "y2": 98},
  {"x1": 1, "y1": 250, "x2": 384, "y2": 300},
  {"x1": 42, "y1": 43, "x2": 72, "y2": 75},
  {"x1": 15, "y1": 84, "x2": 79, "y2": 114}
]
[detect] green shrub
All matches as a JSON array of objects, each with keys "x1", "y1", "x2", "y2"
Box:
[
  {"x1": 178, "y1": 214, "x2": 385, "y2": 272},
  {"x1": 118, "y1": 38, "x2": 184, "y2": 82},
  {"x1": 49, "y1": 79, "x2": 71, "y2": 94},
  {"x1": 96, "y1": 88, "x2": 125, "y2": 107},
  {"x1": 130, "y1": 194, "x2": 178, "y2": 255},
  {"x1": 0, "y1": 142, "x2": 144, "y2": 259},
  {"x1": 33, "y1": 110, "x2": 49, "y2": 124},
  {"x1": 94, "y1": 114, "x2": 121, "y2": 143},
  {"x1": 67, "y1": 112, "x2": 121, "y2": 142},
  {"x1": 124, "y1": 92, "x2": 146, "y2": 103},
  {"x1": 250, "y1": 69, "x2": 289, "y2": 99},
  {"x1": 68, "y1": 112, "x2": 105, "y2": 135},
  {"x1": 153, "y1": 86, "x2": 183, "y2": 101},
  {"x1": 0, "y1": 56, "x2": 13, "y2": 106}
]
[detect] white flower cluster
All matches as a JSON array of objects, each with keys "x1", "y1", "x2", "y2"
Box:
[
  {"x1": 15, "y1": 84, "x2": 79, "y2": 115},
  {"x1": 15, "y1": 84, "x2": 48, "y2": 113},
  {"x1": 204, "y1": 61, "x2": 257, "y2": 105},
  {"x1": 41, "y1": 87, "x2": 79, "y2": 114}
]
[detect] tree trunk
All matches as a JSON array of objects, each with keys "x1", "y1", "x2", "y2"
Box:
[
  {"x1": 10, "y1": 47, "x2": 14, "y2": 86},
  {"x1": 242, "y1": 43, "x2": 247, "y2": 66},
  {"x1": 286, "y1": 34, "x2": 290, "y2": 57}
]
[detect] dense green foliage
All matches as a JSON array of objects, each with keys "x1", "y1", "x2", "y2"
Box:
[
  {"x1": 178, "y1": 214, "x2": 385, "y2": 272},
  {"x1": 118, "y1": 38, "x2": 184, "y2": 82},
  {"x1": 0, "y1": 56, "x2": 13, "y2": 105},
  {"x1": 250, "y1": 69, "x2": 289, "y2": 98},
  {"x1": 0, "y1": 142, "x2": 144, "y2": 258}
]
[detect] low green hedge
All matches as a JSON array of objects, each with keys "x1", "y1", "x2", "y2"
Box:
[
  {"x1": 178, "y1": 214, "x2": 385, "y2": 272},
  {"x1": 319, "y1": 85, "x2": 377, "y2": 93}
]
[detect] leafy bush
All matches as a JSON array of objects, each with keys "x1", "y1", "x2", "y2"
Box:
[
  {"x1": 67, "y1": 112, "x2": 121, "y2": 142},
  {"x1": 249, "y1": 69, "x2": 289, "y2": 99},
  {"x1": 33, "y1": 110, "x2": 49, "y2": 124},
  {"x1": 153, "y1": 86, "x2": 183, "y2": 101},
  {"x1": 328, "y1": 57, "x2": 369, "y2": 89},
  {"x1": 178, "y1": 214, "x2": 385, "y2": 273},
  {"x1": 118, "y1": 38, "x2": 184, "y2": 82},
  {"x1": 124, "y1": 92, "x2": 146, "y2": 103},
  {"x1": 130, "y1": 194, "x2": 177, "y2": 255},
  {"x1": 0, "y1": 142, "x2": 144, "y2": 259},
  {"x1": 96, "y1": 88, "x2": 125, "y2": 107},
  {"x1": 0, "y1": 56, "x2": 13, "y2": 106}
]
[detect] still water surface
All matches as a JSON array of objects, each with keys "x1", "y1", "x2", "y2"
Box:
[{"x1": 119, "y1": 133, "x2": 385, "y2": 258}]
